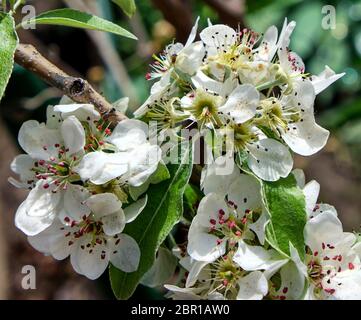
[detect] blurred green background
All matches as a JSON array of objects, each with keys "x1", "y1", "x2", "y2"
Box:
[{"x1": 0, "y1": 0, "x2": 360, "y2": 299}]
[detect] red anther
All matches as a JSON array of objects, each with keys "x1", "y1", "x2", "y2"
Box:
[
  {"x1": 348, "y1": 262, "x2": 355, "y2": 270},
  {"x1": 145, "y1": 73, "x2": 151, "y2": 80},
  {"x1": 210, "y1": 219, "x2": 217, "y2": 225}
]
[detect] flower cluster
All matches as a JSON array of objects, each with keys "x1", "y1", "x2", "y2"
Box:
[
  {"x1": 165, "y1": 160, "x2": 361, "y2": 300},
  {"x1": 137, "y1": 18, "x2": 344, "y2": 181},
  {"x1": 10, "y1": 102, "x2": 162, "y2": 279}
]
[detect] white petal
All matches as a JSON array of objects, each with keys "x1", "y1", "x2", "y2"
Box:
[
  {"x1": 233, "y1": 241, "x2": 283, "y2": 272},
  {"x1": 15, "y1": 182, "x2": 61, "y2": 236},
  {"x1": 249, "y1": 210, "x2": 269, "y2": 245},
  {"x1": 54, "y1": 103, "x2": 100, "y2": 122},
  {"x1": 102, "y1": 210, "x2": 126, "y2": 236},
  {"x1": 256, "y1": 25, "x2": 278, "y2": 61},
  {"x1": 201, "y1": 155, "x2": 240, "y2": 196},
  {"x1": 311, "y1": 65, "x2": 345, "y2": 95},
  {"x1": 176, "y1": 42, "x2": 205, "y2": 75},
  {"x1": 188, "y1": 194, "x2": 228, "y2": 261},
  {"x1": 46, "y1": 105, "x2": 62, "y2": 129},
  {"x1": 303, "y1": 180, "x2": 320, "y2": 215},
  {"x1": 282, "y1": 117, "x2": 329, "y2": 156},
  {"x1": 247, "y1": 138, "x2": 293, "y2": 181},
  {"x1": 200, "y1": 24, "x2": 236, "y2": 55},
  {"x1": 185, "y1": 16, "x2": 199, "y2": 48},
  {"x1": 61, "y1": 116, "x2": 85, "y2": 155},
  {"x1": 126, "y1": 144, "x2": 162, "y2": 187},
  {"x1": 292, "y1": 168, "x2": 305, "y2": 188},
  {"x1": 219, "y1": 84, "x2": 259, "y2": 123},
  {"x1": 64, "y1": 186, "x2": 91, "y2": 221},
  {"x1": 10, "y1": 154, "x2": 34, "y2": 182},
  {"x1": 18, "y1": 120, "x2": 60, "y2": 160},
  {"x1": 227, "y1": 173, "x2": 262, "y2": 213},
  {"x1": 277, "y1": 260, "x2": 305, "y2": 299},
  {"x1": 310, "y1": 203, "x2": 338, "y2": 219},
  {"x1": 124, "y1": 195, "x2": 148, "y2": 223},
  {"x1": 110, "y1": 234, "x2": 140, "y2": 272},
  {"x1": 107, "y1": 119, "x2": 149, "y2": 151},
  {"x1": 304, "y1": 212, "x2": 343, "y2": 252},
  {"x1": 236, "y1": 271, "x2": 268, "y2": 300},
  {"x1": 191, "y1": 70, "x2": 224, "y2": 94},
  {"x1": 75, "y1": 151, "x2": 130, "y2": 185},
  {"x1": 186, "y1": 261, "x2": 209, "y2": 288},
  {"x1": 85, "y1": 193, "x2": 122, "y2": 218},
  {"x1": 71, "y1": 238, "x2": 109, "y2": 280},
  {"x1": 329, "y1": 270, "x2": 361, "y2": 300}
]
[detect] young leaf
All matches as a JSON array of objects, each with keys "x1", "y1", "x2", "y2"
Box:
[
  {"x1": 19, "y1": 8, "x2": 137, "y2": 40},
  {"x1": 0, "y1": 13, "x2": 18, "y2": 102},
  {"x1": 112, "y1": 0, "x2": 137, "y2": 18},
  {"x1": 110, "y1": 141, "x2": 193, "y2": 299},
  {"x1": 262, "y1": 173, "x2": 307, "y2": 259}
]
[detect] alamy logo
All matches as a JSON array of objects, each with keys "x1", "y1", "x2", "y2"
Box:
[
  {"x1": 322, "y1": 5, "x2": 336, "y2": 30},
  {"x1": 21, "y1": 265, "x2": 36, "y2": 290}
]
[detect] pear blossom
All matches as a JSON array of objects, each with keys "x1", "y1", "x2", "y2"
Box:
[
  {"x1": 165, "y1": 249, "x2": 268, "y2": 300},
  {"x1": 10, "y1": 115, "x2": 89, "y2": 235},
  {"x1": 28, "y1": 193, "x2": 145, "y2": 279},
  {"x1": 188, "y1": 160, "x2": 268, "y2": 262},
  {"x1": 75, "y1": 119, "x2": 162, "y2": 186}
]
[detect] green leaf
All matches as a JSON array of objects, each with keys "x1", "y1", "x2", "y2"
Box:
[
  {"x1": 20, "y1": 8, "x2": 137, "y2": 40},
  {"x1": 262, "y1": 173, "x2": 307, "y2": 259},
  {"x1": 112, "y1": 0, "x2": 137, "y2": 18},
  {"x1": 110, "y1": 141, "x2": 193, "y2": 299},
  {"x1": 0, "y1": 13, "x2": 18, "y2": 102},
  {"x1": 183, "y1": 183, "x2": 203, "y2": 218}
]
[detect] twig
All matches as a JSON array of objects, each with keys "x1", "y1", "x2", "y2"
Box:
[
  {"x1": 63, "y1": 0, "x2": 140, "y2": 109},
  {"x1": 14, "y1": 43, "x2": 127, "y2": 124}
]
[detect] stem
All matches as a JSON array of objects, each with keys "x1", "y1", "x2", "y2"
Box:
[
  {"x1": 14, "y1": 43, "x2": 127, "y2": 125},
  {"x1": 12, "y1": 0, "x2": 22, "y2": 12}
]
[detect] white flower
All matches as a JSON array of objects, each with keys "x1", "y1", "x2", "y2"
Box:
[
  {"x1": 15, "y1": 182, "x2": 90, "y2": 236},
  {"x1": 135, "y1": 18, "x2": 205, "y2": 118},
  {"x1": 165, "y1": 251, "x2": 268, "y2": 300},
  {"x1": 302, "y1": 212, "x2": 361, "y2": 300},
  {"x1": 188, "y1": 165, "x2": 267, "y2": 262},
  {"x1": 258, "y1": 79, "x2": 330, "y2": 156},
  {"x1": 75, "y1": 119, "x2": 162, "y2": 186},
  {"x1": 190, "y1": 70, "x2": 260, "y2": 124},
  {"x1": 28, "y1": 193, "x2": 145, "y2": 279},
  {"x1": 10, "y1": 115, "x2": 88, "y2": 235}
]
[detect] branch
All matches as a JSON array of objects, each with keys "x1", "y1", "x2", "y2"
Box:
[{"x1": 14, "y1": 43, "x2": 128, "y2": 124}]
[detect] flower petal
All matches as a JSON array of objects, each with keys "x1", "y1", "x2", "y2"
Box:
[
  {"x1": 109, "y1": 234, "x2": 140, "y2": 272},
  {"x1": 311, "y1": 65, "x2": 345, "y2": 95},
  {"x1": 15, "y1": 181, "x2": 61, "y2": 236},
  {"x1": 247, "y1": 138, "x2": 293, "y2": 181},
  {"x1": 227, "y1": 173, "x2": 262, "y2": 213},
  {"x1": 61, "y1": 115, "x2": 85, "y2": 155},
  {"x1": 107, "y1": 119, "x2": 149, "y2": 151},
  {"x1": 85, "y1": 193, "x2": 122, "y2": 218},
  {"x1": 124, "y1": 195, "x2": 148, "y2": 223},
  {"x1": 236, "y1": 271, "x2": 268, "y2": 300},
  {"x1": 219, "y1": 84, "x2": 259, "y2": 123}
]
